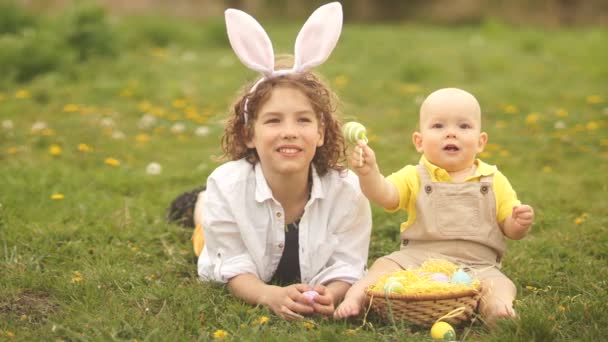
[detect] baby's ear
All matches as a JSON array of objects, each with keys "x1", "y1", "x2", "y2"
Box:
[
  {"x1": 412, "y1": 132, "x2": 424, "y2": 153},
  {"x1": 477, "y1": 132, "x2": 488, "y2": 152}
]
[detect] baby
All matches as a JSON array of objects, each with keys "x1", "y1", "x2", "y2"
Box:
[{"x1": 334, "y1": 88, "x2": 534, "y2": 325}]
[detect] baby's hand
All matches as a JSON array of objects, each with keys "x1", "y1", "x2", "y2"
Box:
[
  {"x1": 349, "y1": 141, "x2": 377, "y2": 176},
  {"x1": 511, "y1": 204, "x2": 534, "y2": 233}
]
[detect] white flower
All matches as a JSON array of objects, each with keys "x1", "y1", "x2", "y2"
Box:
[
  {"x1": 146, "y1": 162, "x2": 162, "y2": 175},
  {"x1": 554, "y1": 120, "x2": 566, "y2": 129},
  {"x1": 101, "y1": 117, "x2": 115, "y2": 127},
  {"x1": 170, "y1": 122, "x2": 186, "y2": 134},
  {"x1": 31, "y1": 121, "x2": 48, "y2": 132},
  {"x1": 138, "y1": 113, "x2": 157, "y2": 129},
  {"x1": 2, "y1": 120, "x2": 13, "y2": 130},
  {"x1": 194, "y1": 126, "x2": 210, "y2": 137},
  {"x1": 111, "y1": 131, "x2": 126, "y2": 140}
]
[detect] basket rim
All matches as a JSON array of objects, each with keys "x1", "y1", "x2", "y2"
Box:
[{"x1": 365, "y1": 286, "x2": 480, "y2": 301}]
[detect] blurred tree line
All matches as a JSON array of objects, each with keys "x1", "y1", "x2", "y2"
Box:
[{"x1": 17, "y1": 0, "x2": 608, "y2": 26}]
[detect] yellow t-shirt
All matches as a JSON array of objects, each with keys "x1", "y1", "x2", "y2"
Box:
[{"x1": 386, "y1": 156, "x2": 521, "y2": 232}]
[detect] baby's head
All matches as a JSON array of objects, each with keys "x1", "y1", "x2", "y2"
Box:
[{"x1": 413, "y1": 88, "x2": 487, "y2": 172}]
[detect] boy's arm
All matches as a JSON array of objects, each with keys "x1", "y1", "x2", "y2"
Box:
[{"x1": 350, "y1": 142, "x2": 399, "y2": 209}]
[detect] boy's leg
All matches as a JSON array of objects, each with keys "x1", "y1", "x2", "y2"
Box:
[
  {"x1": 334, "y1": 257, "x2": 401, "y2": 319},
  {"x1": 477, "y1": 274, "x2": 517, "y2": 326}
]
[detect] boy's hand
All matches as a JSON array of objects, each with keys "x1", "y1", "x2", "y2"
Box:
[
  {"x1": 310, "y1": 285, "x2": 336, "y2": 316},
  {"x1": 511, "y1": 204, "x2": 534, "y2": 234},
  {"x1": 350, "y1": 141, "x2": 377, "y2": 176},
  {"x1": 263, "y1": 284, "x2": 315, "y2": 320}
]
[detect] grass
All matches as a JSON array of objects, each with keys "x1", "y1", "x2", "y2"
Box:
[{"x1": 1, "y1": 9, "x2": 607, "y2": 341}]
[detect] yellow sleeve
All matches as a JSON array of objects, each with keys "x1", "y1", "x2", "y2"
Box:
[
  {"x1": 492, "y1": 170, "x2": 521, "y2": 223},
  {"x1": 386, "y1": 165, "x2": 419, "y2": 213}
]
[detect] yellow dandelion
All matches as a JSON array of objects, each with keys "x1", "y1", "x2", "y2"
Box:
[
  {"x1": 63, "y1": 104, "x2": 80, "y2": 112},
  {"x1": 555, "y1": 108, "x2": 568, "y2": 117},
  {"x1": 495, "y1": 120, "x2": 507, "y2": 129},
  {"x1": 49, "y1": 144, "x2": 62, "y2": 156},
  {"x1": 503, "y1": 104, "x2": 518, "y2": 114},
  {"x1": 51, "y1": 193, "x2": 64, "y2": 200},
  {"x1": 303, "y1": 321, "x2": 316, "y2": 329},
  {"x1": 586, "y1": 121, "x2": 599, "y2": 131},
  {"x1": 135, "y1": 133, "x2": 150, "y2": 143},
  {"x1": 172, "y1": 99, "x2": 187, "y2": 109},
  {"x1": 7, "y1": 147, "x2": 18, "y2": 154},
  {"x1": 15, "y1": 89, "x2": 30, "y2": 99},
  {"x1": 542, "y1": 166, "x2": 553, "y2": 173},
  {"x1": 138, "y1": 101, "x2": 152, "y2": 112},
  {"x1": 574, "y1": 217, "x2": 584, "y2": 225},
  {"x1": 399, "y1": 83, "x2": 421, "y2": 94},
  {"x1": 41, "y1": 128, "x2": 56, "y2": 136},
  {"x1": 4, "y1": 330, "x2": 15, "y2": 337},
  {"x1": 212, "y1": 329, "x2": 228, "y2": 339},
  {"x1": 525, "y1": 112, "x2": 540, "y2": 125},
  {"x1": 151, "y1": 108, "x2": 166, "y2": 117},
  {"x1": 333, "y1": 75, "x2": 349, "y2": 88},
  {"x1": 479, "y1": 151, "x2": 492, "y2": 158},
  {"x1": 586, "y1": 95, "x2": 602, "y2": 104},
  {"x1": 104, "y1": 158, "x2": 121, "y2": 167},
  {"x1": 71, "y1": 271, "x2": 83, "y2": 283},
  {"x1": 254, "y1": 316, "x2": 269, "y2": 325},
  {"x1": 344, "y1": 329, "x2": 358, "y2": 336},
  {"x1": 20, "y1": 314, "x2": 27, "y2": 321},
  {"x1": 120, "y1": 89, "x2": 133, "y2": 98},
  {"x1": 525, "y1": 285, "x2": 537, "y2": 291},
  {"x1": 558, "y1": 305, "x2": 566, "y2": 312},
  {"x1": 78, "y1": 143, "x2": 92, "y2": 152},
  {"x1": 499, "y1": 150, "x2": 511, "y2": 157},
  {"x1": 169, "y1": 113, "x2": 182, "y2": 121}
]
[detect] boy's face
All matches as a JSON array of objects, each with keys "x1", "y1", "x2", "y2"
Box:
[
  {"x1": 246, "y1": 86, "x2": 324, "y2": 180},
  {"x1": 413, "y1": 89, "x2": 487, "y2": 172}
]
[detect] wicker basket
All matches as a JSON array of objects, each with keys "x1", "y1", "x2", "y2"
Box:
[{"x1": 365, "y1": 286, "x2": 480, "y2": 327}]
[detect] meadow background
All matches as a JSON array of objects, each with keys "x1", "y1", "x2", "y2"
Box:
[{"x1": 1, "y1": 1, "x2": 607, "y2": 341}]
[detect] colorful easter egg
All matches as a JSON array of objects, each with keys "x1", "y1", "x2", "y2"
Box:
[
  {"x1": 430, "y1": 272, "x2": 450, "y2": 283},
  {"x1": 430, "y1": 321, "x2": 456, "y2": 340},
  {"x1": 342, "y1": 121, "x2": 368, "y2": 144},
  {"x1": 450, "y1": 269, "x2": 472, "y2": 286},
  {"x1": 302, "y1": 290, "x2": 319, "y2": 304}
]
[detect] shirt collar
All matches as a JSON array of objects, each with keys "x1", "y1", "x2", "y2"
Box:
[
  {"x1": 419, "y1": 155, "x2": 496, "y2": 182},
  {"x1": 254, "y1": 163, "x2": 324, "y2": 202}
]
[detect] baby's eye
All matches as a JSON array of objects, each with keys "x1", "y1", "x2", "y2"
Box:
[
  {"x1": 431, "y1": 123, "x2": 443, "y2": 129},
  {"x1": 460, "y1": 123, "x2": 472, "y2": 129}
]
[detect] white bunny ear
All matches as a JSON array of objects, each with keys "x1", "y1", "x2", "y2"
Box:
[
  {"x1": 293, "y1": 2, "x2": 343, "y2": 72},
  {"x1": 225, "y1": 9, "x2": 275, "y2": 76}
]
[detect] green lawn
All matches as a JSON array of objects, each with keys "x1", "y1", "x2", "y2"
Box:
[{"x1": 1, "y1": 6, "x2": 607, "y2": 341}]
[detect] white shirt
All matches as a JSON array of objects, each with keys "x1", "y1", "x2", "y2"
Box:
[{"x1": 197, "y1": 159, "x2": 372, "y2": 286}]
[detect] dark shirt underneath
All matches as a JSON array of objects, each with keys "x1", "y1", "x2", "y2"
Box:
[{"x1": 271, "y1": 220, "x2": 301, "y2": 285}]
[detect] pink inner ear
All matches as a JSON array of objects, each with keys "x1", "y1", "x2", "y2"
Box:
[
  {"x1": 225, "y1": 9, "x2": 275, "y2": 76},
  {"x1": 293, "y1": 2, "x2": 342, "y2": 72}
]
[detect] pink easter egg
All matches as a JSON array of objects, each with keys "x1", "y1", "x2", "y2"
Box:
[
  {"x1": 430, "y1": 272, "x2": 450, "y2": 283},
  {"x1": 302, "y1": 290, "x2": 319, "y2": 304}
]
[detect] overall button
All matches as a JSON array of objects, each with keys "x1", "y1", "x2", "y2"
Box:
[
  {"x1": 278, "y1": 243, "x2": 284, "y2": 249},
  {"x1": 402, "y1": 240, "x2": 409, "y2": 246},
  {"x1": 276, "y1": 212, "x2": 282, "y2": 218}
]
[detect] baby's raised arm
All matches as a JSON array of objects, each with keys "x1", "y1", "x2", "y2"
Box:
[{"x1": 350, "y1": 141, "x2": 399, "y2": 210}]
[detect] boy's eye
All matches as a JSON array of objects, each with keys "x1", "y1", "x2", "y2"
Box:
[
  {"x1": 264, "y1": 118, "x2": 280, "y2": 124},
  {"x1": 298, "y1": 117, "x2": 313, "y2": 123}
]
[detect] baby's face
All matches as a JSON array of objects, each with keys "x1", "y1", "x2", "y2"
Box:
[{"x1": 414, "y1": 88, "x2": 487, "y2": 172}]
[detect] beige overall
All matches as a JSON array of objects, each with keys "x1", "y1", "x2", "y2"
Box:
[{"x1": 382, "y1": 163, "x2": 517, "y2": 321}]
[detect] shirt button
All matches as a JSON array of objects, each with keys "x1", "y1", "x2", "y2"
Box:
[
  {"x1": 276, "y1": 212, "x2": 282, "y2": 218},
  {"x1": 278, "y1": 243, "x2": 284, "y2": 249}
]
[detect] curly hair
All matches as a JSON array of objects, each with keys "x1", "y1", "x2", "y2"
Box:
[{"x1": 221, "y1": 66, "x2": 346, "y2": 177}]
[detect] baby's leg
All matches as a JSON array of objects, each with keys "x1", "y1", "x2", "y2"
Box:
[
  {"x1": 478, "y1": 275, "x2": 517, "y2": 326},
  {"x1": 334, "y1": 257, "x2": 401, "y2": 319}
]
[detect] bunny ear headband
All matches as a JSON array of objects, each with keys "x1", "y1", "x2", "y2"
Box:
[{"x1": 225, "y1": 2, "x2": 343, "y2": 123}]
